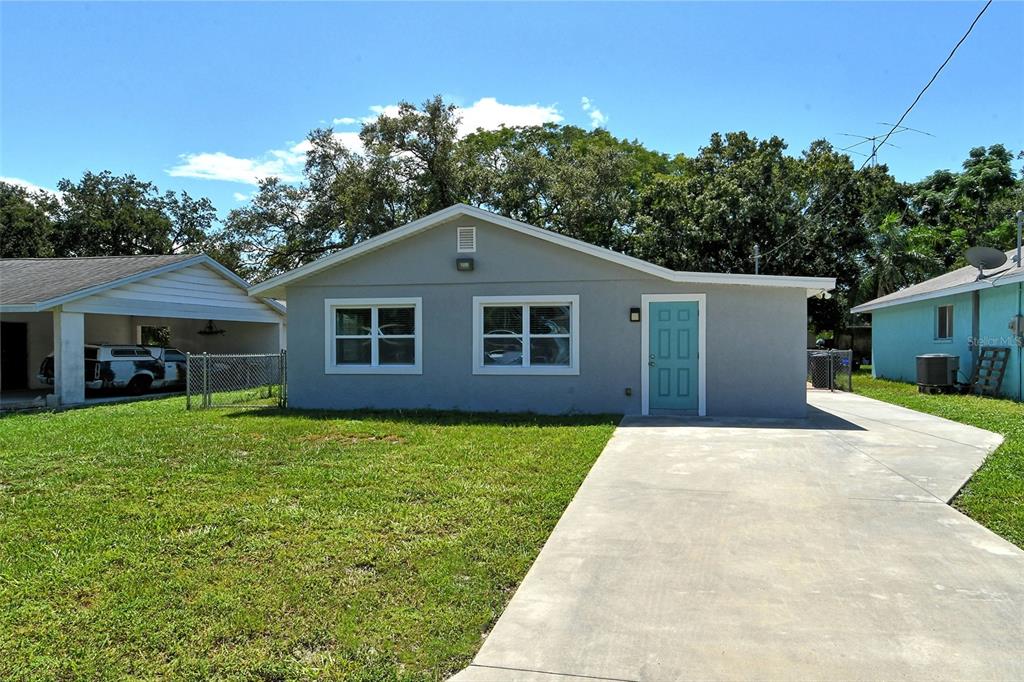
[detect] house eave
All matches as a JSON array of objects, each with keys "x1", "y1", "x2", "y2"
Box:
[
  {"x1": 0, "y1": 304, "x2": 41, "y2": 313},
  {"x1": 851, "y1": 270, "x2": 1024, "y2": 313},
  {"x1": 248, "y1": 204, "x2": 836, "y2": 299}
]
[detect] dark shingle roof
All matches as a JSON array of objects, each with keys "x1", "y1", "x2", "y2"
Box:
[
  {"x1": 852, "y1": 249, "x2": 1022, "y2": 313},
  {"x1": 0, "y1": 254, "x2": 200, "y2": 306}
]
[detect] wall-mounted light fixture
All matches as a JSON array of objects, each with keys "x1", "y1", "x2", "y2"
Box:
[
  {"x1": 456, "y1": 257, "x2": 475, "y2": 272},
  {"x1": 629, "y1": 307, "x2": 641, "y2": 322}
]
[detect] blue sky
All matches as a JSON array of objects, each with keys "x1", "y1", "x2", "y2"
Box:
[{"x1": 2, "y1": 2, "x2": 1022, "y2": 213}]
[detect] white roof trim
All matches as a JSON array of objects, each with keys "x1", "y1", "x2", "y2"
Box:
[
  {"x1": 0, "y1": 254, "x2": 285, "y2": 317},
  {"x1": 248, "y1": 204, "x2": 836, "y2": 298},
  {"x1": 851, "y1": 269, "x2": 1024, "y2": 314}
]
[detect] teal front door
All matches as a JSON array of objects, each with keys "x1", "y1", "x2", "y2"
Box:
[{"x1": 648, "y1": 301, "x2": 699, "y2": 412}]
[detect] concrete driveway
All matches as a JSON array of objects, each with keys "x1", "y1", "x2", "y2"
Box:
[{"x1": 453, "y1": 391, "x2": 1023, "y2": 681}]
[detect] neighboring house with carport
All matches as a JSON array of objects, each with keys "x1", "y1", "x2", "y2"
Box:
[
  {"x1": 250, "y1": 204, "x2": 835, "y2": 418},
  {"x1": 0, "y1": 254, "x2": 286, "y2": 406},
  {"x1": 851, "y1": 249, "x2": 1024, "y2": 402}
]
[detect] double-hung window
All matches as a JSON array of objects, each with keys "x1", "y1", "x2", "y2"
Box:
[
  {"x1": 472, "y1": 295, "x2": 579, "y2": 375},
  {"x1": 936, "y1": 304, "x2": 954, "y2": 341},
  {"x1": 324, "y1": 298, "x2": 422, "y2": 374}
]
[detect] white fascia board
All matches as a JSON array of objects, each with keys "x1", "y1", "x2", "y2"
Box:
[
  {"x1": 851, "y1": 270, "x2": 1024, "y2": 313},
  {"x1": 248, "y1": 204, "x2": 837, "y2": 298},
  {"x1": 61, "y1": 299, "x2": 283, "y2": 323},
  {"x1": 0, "y1": 304, "x2": 41, "y2": 313}
]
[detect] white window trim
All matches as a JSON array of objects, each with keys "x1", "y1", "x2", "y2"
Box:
[
  {"x1": 935, "y1": 304, "x2": 954, "y2": 342},
  {"x1": 472, "y1": 295, "x2": 580, "y2": 376},
  {"x1": 324, "y1": 297, "x2": 422, "y2": 374},
  {"x1": 640, "y1": 293, "x2": 707, "y2": 417}
]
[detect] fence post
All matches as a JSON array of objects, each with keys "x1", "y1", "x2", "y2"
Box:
[
  {"x1": 847, "y1": 351, "x2": 853, "y2": 392},
  {"x1": 823, "y1": 348, "x2": 831, "y2": 391},
  {"x1": 202, "y1": 352, "x2": 210, "y2": 408},
  {"x1": 186, "y1": 352, "x2": 192, "y2": 410},
  {"x1": 280, "y1": 350, "x2": 287, "y2": 408}
]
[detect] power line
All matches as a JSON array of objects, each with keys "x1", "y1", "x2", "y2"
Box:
[
  {"x1": 866, "y1": 0, "x2": 991, "y2": 168},
  {"x1": 760, "y1": 0, "x2": 992, "y2": 266}
]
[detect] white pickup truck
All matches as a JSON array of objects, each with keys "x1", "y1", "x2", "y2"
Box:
[{"x1": 38, "y1": 344, "x2": 188, "y2": 394}]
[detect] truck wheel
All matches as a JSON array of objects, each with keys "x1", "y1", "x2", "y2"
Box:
[{"x1": 128, "y1": 375, "x2": 153, "y2": 395}]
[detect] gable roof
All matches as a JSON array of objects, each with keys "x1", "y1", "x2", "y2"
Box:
[
  {"x1": 0, "y1": 254, "x2": 285, "y2": 315},
  {"x1": 248, "y1": 204, "x2": 836, "y2": 299},
  {"x1": 851, "y1": 249, "x2": 1024, "y2": 314}
]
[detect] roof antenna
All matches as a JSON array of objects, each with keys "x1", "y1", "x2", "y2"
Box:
[
  {"x1": 965, "y1": 246, "x2": 1008, "y2": 280},
  {"x1": 835, "y1": 123, "x2": 934, "y2": 167}
]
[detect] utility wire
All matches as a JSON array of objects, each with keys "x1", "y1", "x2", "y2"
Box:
[
  {"x1": 866, "y1": 0, "x2": 991, "y2": 165},
  {"x1": 761, "y1": 0, "x2": 992, "y2": 266}
]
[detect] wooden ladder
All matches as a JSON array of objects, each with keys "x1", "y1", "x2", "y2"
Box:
[{"x1": 971, "y1": 347, "x2": 1011, "y2": 396}]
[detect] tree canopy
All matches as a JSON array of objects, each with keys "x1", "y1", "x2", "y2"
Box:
[
  {"x1": 1, "y1": 171, "x2": 219, "y2": 261},
  {"x1": 2, "y1": 95, "x2": 1020, "y2": 334}
]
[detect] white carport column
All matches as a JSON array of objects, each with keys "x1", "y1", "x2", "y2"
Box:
[{"x1": 53, "y1": 309, "x2": 85, "y2": 405}]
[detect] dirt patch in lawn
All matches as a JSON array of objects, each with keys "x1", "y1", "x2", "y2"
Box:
[{"x1": 297, "y1": 431, "x2": 406, "y2": 445}]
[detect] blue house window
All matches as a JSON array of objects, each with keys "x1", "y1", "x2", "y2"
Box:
[{"x1": 936, "y1": 304, "x2": 954, "y2": 340}]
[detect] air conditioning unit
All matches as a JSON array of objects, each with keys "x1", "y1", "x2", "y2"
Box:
[{"x1": 916, "y1": 354, "x2": 959, "y2": 393}]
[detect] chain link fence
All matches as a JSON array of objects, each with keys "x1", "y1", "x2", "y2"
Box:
[
  {"x1": 186, "y1": 351, "x2": 287, "y2": 409},
  {"x1": 807, "y1": 349, "x2": 853, "y2": 392}
]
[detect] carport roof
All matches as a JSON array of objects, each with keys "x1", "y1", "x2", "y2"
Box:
[
  {"x1": 0, "y1": 255, "x2": 198, "y2": 306},
  {"x1": 0, "y1": 254, "x2": 284, "y2": 317}
]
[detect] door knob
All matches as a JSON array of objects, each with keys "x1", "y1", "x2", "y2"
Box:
[{"x1": 648, "y1": 361, "x2": 655, "y2": 367}]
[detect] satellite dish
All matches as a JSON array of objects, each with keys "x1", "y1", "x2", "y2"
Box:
[{"x1": 965, "y1": 246, "x2": 1008, "y2": 279}]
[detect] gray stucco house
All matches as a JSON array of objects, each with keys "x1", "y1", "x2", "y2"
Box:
[{"x1": 250, "y1": 205, "x2": 835, "y2": 417}]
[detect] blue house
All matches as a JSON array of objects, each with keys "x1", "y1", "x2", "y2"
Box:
[{"x1": 851, "y1": 249, "x2": 1024, "y2": 401}]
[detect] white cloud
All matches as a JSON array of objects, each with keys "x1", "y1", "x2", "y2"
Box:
[
  {"x1": 362, "y1": 104, "x2": 402, "y2": 123},
  {"x1": 1, "y1": 176, "x2": 59, "y2": 196},
  {"x1": 232, "y1": 191, "x2": 250, "y2": 202},
  {"x1": 580, "y1": 97, "x2": 607, "y2": 129},
  {"x1": 167, "y1": 135, "x2": 367, "y2": 186},
  {"x1": 166, "y1": 141, "x2": 310, "y2": 185},
  {"x1": 334, "y1": 98, "x2": 563, "y2": 136},
  {"x1": 333, "y1": 132, "x2": 364, "y2": 156},
  {"x1": 456, "y1": 97, "x2": 563, "y2": 135},
  {"x1": 171, "y1": 98, "x2": 564, "y2": 186}
]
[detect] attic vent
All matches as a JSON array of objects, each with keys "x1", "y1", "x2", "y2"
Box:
[{"x1": 457, "y1": 226, "x2": 476, "y2": 253}]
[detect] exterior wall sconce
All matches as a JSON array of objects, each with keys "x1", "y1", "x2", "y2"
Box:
[
  {"x1": 629, "y1": 307, "x2": 641, "y2": 322},
  {"x1": 456, "y1": 258, "x2": 475, "y2": 272}
]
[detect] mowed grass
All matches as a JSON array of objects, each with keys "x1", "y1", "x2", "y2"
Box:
[
  {"x1": 0, "y1": 398, "x2": 618, "y2": 680},
  {"x1": 853, "y1": 369, "x2": 1024, "y2": 548}
]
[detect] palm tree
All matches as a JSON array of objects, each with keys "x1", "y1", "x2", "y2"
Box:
[{"x1": 859, "y1": 212, "x2": 939, "y2": 300}]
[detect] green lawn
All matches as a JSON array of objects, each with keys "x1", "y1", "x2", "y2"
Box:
[
  {"x1": 852, "y1": 369, "x2": 1024, "y2": 548},
  {"x1": 0, "y1": 398, "x2": 617, "y2": 680}
]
